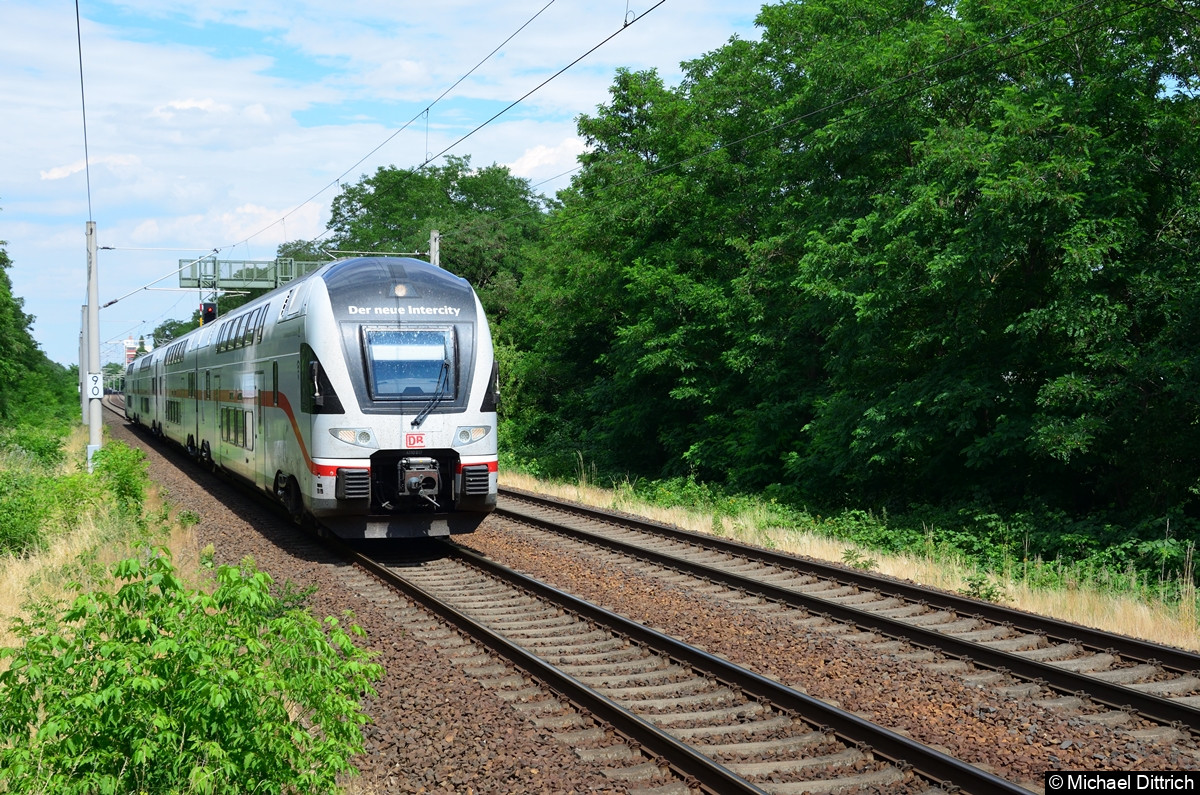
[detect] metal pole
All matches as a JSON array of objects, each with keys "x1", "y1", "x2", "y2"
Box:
[
  {"x1": 429, "y1": 229, "x2": 440, "y2": 267},
  {"x1": 85, "y1": 221, "x2": 102, "y2": 469}
]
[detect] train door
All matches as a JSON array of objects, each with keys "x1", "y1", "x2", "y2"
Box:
[
  {"x1": 188, "y1": 369, "x2": 198, "y2": 456},
  {"x1": 201, "y1": 370, "x2": 209, "y2": 428},
  {"x1": 254, "y1": 370, "x2": 268, "y2": 491},
  {"x1": 153, "y1": 359, "x2": 162, "y2": 431},
  {"x1": 199, "y1": 370, "x2": 211, "y2": 464},
  {"x1": 212, "y1": 374, "x2": 222, "y2": 466}
]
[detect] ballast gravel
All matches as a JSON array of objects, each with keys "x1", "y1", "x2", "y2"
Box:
[
  {"x1": 107, "y1": 412, "x2": 1200, "y2": 793},
  {"x1": 105, "y1": 417, "x2": 625, "y2": 794}
]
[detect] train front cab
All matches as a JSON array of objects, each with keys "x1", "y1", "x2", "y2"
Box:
[{"x1": 281, "y1": 258, "x2": 498, "y2": 539}]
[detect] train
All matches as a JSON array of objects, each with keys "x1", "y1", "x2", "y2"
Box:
[{"x1": 124, "y1": 256, "x2": 498, "y2": 538}]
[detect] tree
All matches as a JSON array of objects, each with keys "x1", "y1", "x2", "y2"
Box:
[
  {"x1": 326, "y1": 155, "x2": 548, "y2": 320},
  {"x1": 151, "y1": 317, "x2": 197, "y2": 346},
  {"x1": 776, "y1": 0, "x2": 1200, "y2": 518},
  {"x1": 507, "y1": 0, "x2": 1200, "y2": 531},
  {"x1": 0, "y1": 237, "x2": 76, "y2": 428},
  {"x1": 0, "y1": 241, "x2": 36, "y2": 420}
]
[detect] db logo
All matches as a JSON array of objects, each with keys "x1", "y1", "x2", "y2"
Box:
[{"x1": 405, "y1": 433, "x2": 425, "y2": 448}]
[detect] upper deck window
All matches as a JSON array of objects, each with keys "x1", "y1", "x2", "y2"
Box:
[{"x1": 363, "y1": 328, "x2": 455, "y2": 400}]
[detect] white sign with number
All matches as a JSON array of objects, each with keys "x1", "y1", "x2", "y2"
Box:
[{"x1": 86, "y1": 372, "x2": 103, "y2": 399}]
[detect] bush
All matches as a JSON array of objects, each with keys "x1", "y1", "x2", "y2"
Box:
[
  {"x1": 0, "y1": 424, "x2": 67, "y2": 467},
  {"x1": 90, "y1": 441, "x2": 148, "y2": 518},
  {"x1": 0, "y1": 471, "x2": 52, "y2": 555},
  {"x1": 0, "y1": 549, "x2": 384, "y2": 794}
]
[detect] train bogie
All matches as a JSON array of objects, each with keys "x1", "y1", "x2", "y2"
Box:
[{"x1": 124, "y1": 257, "x2": 498, "y2": 538}]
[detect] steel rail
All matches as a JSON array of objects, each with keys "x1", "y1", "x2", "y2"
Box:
[
  {"x1": 497, "y1": 489, "x2": 1200, "y2": 731},
  {"x1": 499, "y1": 487, "x2": 1200, "y2": 672},
  {"x1": 330, "y1": 537, "x2": 770, "y2": 795},
  {"x1": 438, "y1": 541, "x2": 1031, "y2": 795},
  {"x1": 344, "y1": 538, "x2": 1031, "y2": 795}
]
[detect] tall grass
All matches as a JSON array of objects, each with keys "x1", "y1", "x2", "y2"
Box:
[
  {"x1": 0, "y1": 426, "x2": 201, "y2": 652},
  {"x1": 500, "y1": 469, "x2": 1200, "y2": 652}
]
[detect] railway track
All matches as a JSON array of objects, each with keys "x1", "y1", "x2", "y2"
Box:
[
  {"x1": 100, "y1": 399, "x2": 1196, "y2": 789},
  {"x1": 338, "y1": 537, "x2": 1029, "y2": 795},
  {"x1": 493, "y1": 487, "x2": 1200, "y2": 742},
  {"x1": 105, "y1": 397, "x2": 1019, "y2": 791}
]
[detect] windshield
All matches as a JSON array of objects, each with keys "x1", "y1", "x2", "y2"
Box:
[{"x1": 364, "y1": 328, "x2": 454, "y2": 399}]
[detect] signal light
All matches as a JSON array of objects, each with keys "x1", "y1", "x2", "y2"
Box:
[{"x1": 200, "y1": 302, "x2": 217, "y2": 324}]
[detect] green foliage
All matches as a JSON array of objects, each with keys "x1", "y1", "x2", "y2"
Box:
[
  {"x1": 489, "y1": 0, "x2": 1200, "y2": 591},
  {"x1": 90, "y1": 441, "x2": 149, "y2": 519},
  {"x1": 0, "y1": 424, "x2": 68, "y2": 467},
  {"x1": 151, "y1": 317, "x2": 200, "y2": 346},
  {"x1": 0, "y1": 471, "x2": 53, "y2": 555},
  {"x1": 0, "y1": 549, "x2": 383, "y2": 794},
  {"x1": 840, "y1": 547, "x2": 878, "y2": 571},
  {"x1": 0, "y1": 240, "x2": 80, "y2": 429},
  {"x1": 959, "y1": 572, "x2": 1006, "y2": 603},
  {"x1": 0, "y1": 430, "x2": 105, "y2": 556}
]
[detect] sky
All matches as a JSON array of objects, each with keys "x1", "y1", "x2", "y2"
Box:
[{"x1": 1, "y1": 0, "x2": 763, "y2": 367}]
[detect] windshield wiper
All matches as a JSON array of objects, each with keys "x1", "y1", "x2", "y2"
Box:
[{"x1": 411, "y1": 359, "x2": 450, "y2": 429}]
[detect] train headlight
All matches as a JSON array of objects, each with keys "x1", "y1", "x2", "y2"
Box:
[
  {"x1": 329, "y1": 428, "x2": 378, "y2": 448},
  {"x1": 453, "y1": 425, "x2": 491, "y2": 446}
]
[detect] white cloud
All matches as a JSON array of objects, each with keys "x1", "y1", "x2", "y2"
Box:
[
  {"x1": 40, "y1": 154, "x2": 142, "y2": 180},
  {"x1": 150, "y1": 98, "x2": 235, "y2": 120},
  {"x1": 3, "y1": 0, "x2": 762, "y2": 364},
  {"x1": 508, "y1": 137, "x2": 587, "y2": 179}
]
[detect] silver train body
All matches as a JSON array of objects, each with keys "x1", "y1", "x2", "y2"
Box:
[{"x1": 124, "y1": 256, "x2": 498, "y2": 538}]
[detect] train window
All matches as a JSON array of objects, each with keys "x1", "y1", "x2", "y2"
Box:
[
  {"x1": 363, "y1": 328, "x2": 455, "y2": 400},
  {"x1": 216, "y1": 322, "x2": 232, "y2": 353},
  {"x1": 280, "y1": 281, "x2": 310, "y2": 321},
  {"x1": 278, "y1": 288, "x2": 295, "y2": 321},
  {"x1": 241, "y1": 307, "x2": 260, "y2": 346},
  {"x1": 230, "y1": 314, "x2": 248, "y2": 349}
]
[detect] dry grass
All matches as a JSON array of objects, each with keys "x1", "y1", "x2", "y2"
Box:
[
  {"x1": 500, "y1": 470, "x2": 1200, "y2": 652},
  {"x1": 0, "y1": 428, "x2": 201, "y2": 653}
]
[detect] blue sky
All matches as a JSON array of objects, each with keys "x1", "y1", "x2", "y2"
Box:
[{"x1": 1, "y1": 0, "x2": 763, "y2": 366}]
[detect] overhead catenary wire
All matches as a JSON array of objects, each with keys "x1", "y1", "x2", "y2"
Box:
[
  {"x1": 221, "y1": 0, "x2": 563, "y2": 254},
  {"x1": 97, "y1": 1, "x2": 571, "y2": 333},
  {"x1": 297, "y1": 1, "x2": 668, "y2": 250},
  {"x1": 420, "y1": 0, "x2": 667, "y2": 167},
  {"x1": 74, "y1": 0, "x2": 93, "y2": 223},
  {"x1": 101, "y1": 250, "x2": 219, "y2": 309},
  {"x1": 116, "y1": 1, "x2": 1163, "y2": 336}
]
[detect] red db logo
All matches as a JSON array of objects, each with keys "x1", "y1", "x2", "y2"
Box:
[{"x1": 406, "y1": 433, "x2": 425, "y2": 448}]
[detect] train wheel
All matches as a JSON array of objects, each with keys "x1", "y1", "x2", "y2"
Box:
[
  {"x1": 199, "y1": 441, "x2": 215, "y2": 472},
  {"x1": 281, "y1": 475, "x2": 304, "y2": 525},
  {"x1": 186, "y1": 435, "x2": 197, "y2": 458}
]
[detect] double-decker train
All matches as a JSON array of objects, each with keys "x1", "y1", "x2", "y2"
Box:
[{"x1": 124, "y1": 256, "x2": 498, "y2": 538}]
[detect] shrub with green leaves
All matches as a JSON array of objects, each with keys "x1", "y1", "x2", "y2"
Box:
[
  {"x1": 0, "y1": 549, "x2": 384, "y2": 794},
  {"x1": 0, "y1": 423, "x2": 68, "y2": 467},
  {"x1": 90, "y1": 441, "x2": 149, "y2": 518},
  {"x1": 0, "y1": 470, "x2": 52, "y2": 555}
]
